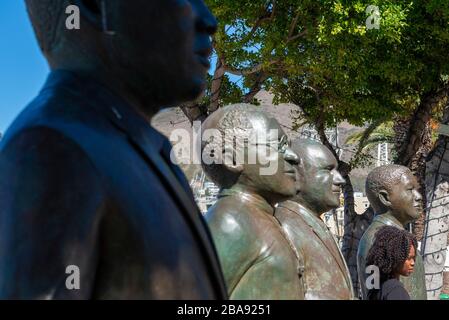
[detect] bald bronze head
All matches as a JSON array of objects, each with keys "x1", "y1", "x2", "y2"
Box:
[
  {"x1": 290, "y1": 139, "x2": 345, "y2": 215},
  {"x1": 25, "y1": 0, "x2": 217, "y2": 115},
  {"x1": 366, "y1": 165, "x2": 422, "y2": 225},
  {"x1": 201, "y1": 104, "x2": 300, "y2": 205}
]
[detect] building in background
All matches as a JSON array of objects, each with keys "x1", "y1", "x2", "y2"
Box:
[{"x1": 354, "y1": 193, "x2": 370, "y2": 215}]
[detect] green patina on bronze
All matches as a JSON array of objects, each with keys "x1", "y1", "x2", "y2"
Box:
[
  {"x1": 357, "y1": 164, "x2": 427, "y2": 300},
  {"x1": 202, "y1": 104, "x2": 305, "y2": 299},
  {"x1": 276, "y1": 139, "x2": 355, "y2": 300}
]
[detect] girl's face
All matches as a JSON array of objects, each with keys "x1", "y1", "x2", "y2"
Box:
[{"x1": 398, "y1": 245, "x2": 416, "y2": 277}]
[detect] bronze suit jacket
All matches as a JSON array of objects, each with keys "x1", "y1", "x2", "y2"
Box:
[
  {"x1": 0, "y1": 70, "x2": 227, "y2": 299},
  {"x1": 276, "y1": 201, "x2": 354, "y2": 299}
]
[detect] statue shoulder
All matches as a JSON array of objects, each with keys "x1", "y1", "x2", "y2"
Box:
[
  {"x1": 204, "y1": 197, "x2": 264, "y2": 293},
  {"x1": 361, "y1": 218, "x2": 383, "y2": 240},
  {"x1": 358, "y1": 220, "x2": 383, "y2": 259},
  {"x1": 205, "y1": 197, "x2": 261, "y2": 241}
]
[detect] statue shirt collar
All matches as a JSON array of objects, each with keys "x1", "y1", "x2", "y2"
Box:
[
  {"x1": 278, "y1": 200, "x2": 321, "y2": 221},
  {"x1": 42, "y1": 70, "x2": 167, "y2": 153},
  {"x1": 218, "y1": 187, "x2": 274, "y2": 215},
  {"x1": 373, "y1": 212, "x2": 405, "y2": 229}
]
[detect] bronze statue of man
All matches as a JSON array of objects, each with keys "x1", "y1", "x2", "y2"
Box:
[
  {"x1": 202, "y1": 104, "x2": 305, "y2": 299},
  {"x1": 357, "y1": 165, "x2": 427, "y2": 300},
  {"x1": 0, "y1": 0, "x2": 227, "y2": 299},
  {"x1": 275, "y1": 139, "x2": 355, "y2": 299}
]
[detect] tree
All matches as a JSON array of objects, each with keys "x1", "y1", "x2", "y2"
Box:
[
  {"x1": 184, "y1": 0, "x2": 449, "y2": 296},
  {"x1": 265, "y1": 1, "x2": 437, "y2": 295}
]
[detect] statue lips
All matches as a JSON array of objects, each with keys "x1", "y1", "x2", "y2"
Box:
[
  {"x1": 332, "y1": 187, "x2": 341, "y2": 202},
  {"x1": 284, "y1": 169, "x2": 296, "y2": 181},
  {"x1": 332, "y1": 187, "x2": 341, "y2": 194},
  {"x1": 195, "y1": 47, "x2": 213, "y2": 69},
  {"x1": 413, "y1": 204, "x2": 423, "y2": 215}
]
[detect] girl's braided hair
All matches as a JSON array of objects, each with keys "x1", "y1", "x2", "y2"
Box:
[{"x1": 366, "y1": 225, "x2": 417, "y2": 283}]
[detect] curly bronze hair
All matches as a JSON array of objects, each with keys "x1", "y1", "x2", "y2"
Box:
[
  {"x1": 201, "y1": 104, "x2": 273, "y2": 189},
  {"x1": 366, "y1": 225, "x2": 417, "y2": 284},
  {"x1": 365, "y1": 165, "x2": 411, "y2": 213}
]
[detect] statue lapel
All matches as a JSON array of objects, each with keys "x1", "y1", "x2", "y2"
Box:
[
  {"x1": 88, "y1": 88, "x2": 227, "y2": 298},
  {"x1": 297, "y1": 208, "x2": 353, "y2": 294}
]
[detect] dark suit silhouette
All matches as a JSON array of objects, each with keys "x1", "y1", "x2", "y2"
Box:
[{"x1": 0, "y1": 71, "x2": 227, "y2": 299}]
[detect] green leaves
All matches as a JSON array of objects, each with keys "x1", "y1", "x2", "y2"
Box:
[{"x1": 203, "y1": 0, "x2": 449, "y2": 168}]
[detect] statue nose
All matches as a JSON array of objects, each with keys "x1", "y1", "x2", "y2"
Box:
[
  {"x1": 333, "y1": 171, "x2": 346, "y2": 186},
  {"x1": 284, "y1": 147, "x2": 299, "y2": 165},
  {"x1": 413, "y1": 189, "x2": 422, "y2": 201}
]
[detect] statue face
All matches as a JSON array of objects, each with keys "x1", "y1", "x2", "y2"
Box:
[
  {"x1": 109, "y1": 0, "x2": 216, "y2": 108},
  {"x1": 295, "y1": 143, "x2": 345, "y2": 214},
  {"x1": 240, "y1": 118, "x2": 300, "y2": 203},
  {"x1": 387, "y1": 173, "x2": 422, "y2": 223}
]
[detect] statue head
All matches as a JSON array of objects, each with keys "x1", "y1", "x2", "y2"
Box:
[
  {"x1": 290, "y1": 139, "x2": 345, "y2": 215},
  {"x1": 366, "y1": 165, "x2": 422, "y2": 225},
  {"x1": 25, "y1": 0, "x2": 217, "y2": 115},
  {"x1": 201, "y1": 104, "x2": 300, "y2": 205}
]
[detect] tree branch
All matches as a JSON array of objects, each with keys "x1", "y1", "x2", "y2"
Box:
[
  {"x1": 243, "y1": 72, "x2": 268, "y2": 103},
  {"x1": 208, "y1": 57, "x2": 226, "y2": 113},
  {"x1": 286, "y1": 8, "x2": 307, "y2": 43},
  {"x1": 179, "y1": 102, "x2": 208, "y2": 124},
  {"x1": 239, "y1": 1, "x2": 277, "y2": 45},
  {"x1": 286, "y1": 29, "x2": 308, "y2": 43},
  {"x1": 224, "y1": 59, "x2": 280, "y2": 76}
]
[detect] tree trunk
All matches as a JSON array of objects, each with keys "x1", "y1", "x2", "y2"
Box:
[
  {"x1": 243, "y1": 72, "x2": 268, "y2": 103},
  {"x1": 409, "y1": 119, "x2": 433, "y2": 240},
  {"x1": 180, "y1": 102, "x2": 208, "y2": 124},
  {"x1": 180, "y1": 57, "x2": 227, "y2": 124},
  {"x1": 394, "y1": 90, "x2": 446, "y2": 240},
  {"x1": 340, "y1": 180, "x2": 375, "y2": 298},
  {"x1": 209, "y1": 58, "x2": 226, "y2": 113},
  {"x1": 314, "y1": 120, "x2": 371, "y2": 296},
  {"x1": 422, "y1": 104, "x2": 449, "y2": 299},
  {"x1": 393, "y1": 115, "x2": 433, "y2": 240}
]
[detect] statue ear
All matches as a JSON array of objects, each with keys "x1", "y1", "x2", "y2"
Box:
[
  {"x1": 378, "y1": 189, "x2": 392, "y2": 208},
  {"x1": 227, "y1": 163, "x2": 244, "y2": 174},
  {"x1": 73, "y1": 0, "x2": 103, "y2": 31}
]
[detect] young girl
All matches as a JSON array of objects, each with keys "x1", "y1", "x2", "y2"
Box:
[{"x1": 366, "y1": 225, "x2": 417, "y2": 300}]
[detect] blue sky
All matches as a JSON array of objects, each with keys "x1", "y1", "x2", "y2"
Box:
[
  {"x1": 0, "y1": 2, "x2": 240, "y2": 135},
  {"x1": 0, "y1": 1, "x2": 49, "y2": 134}
]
